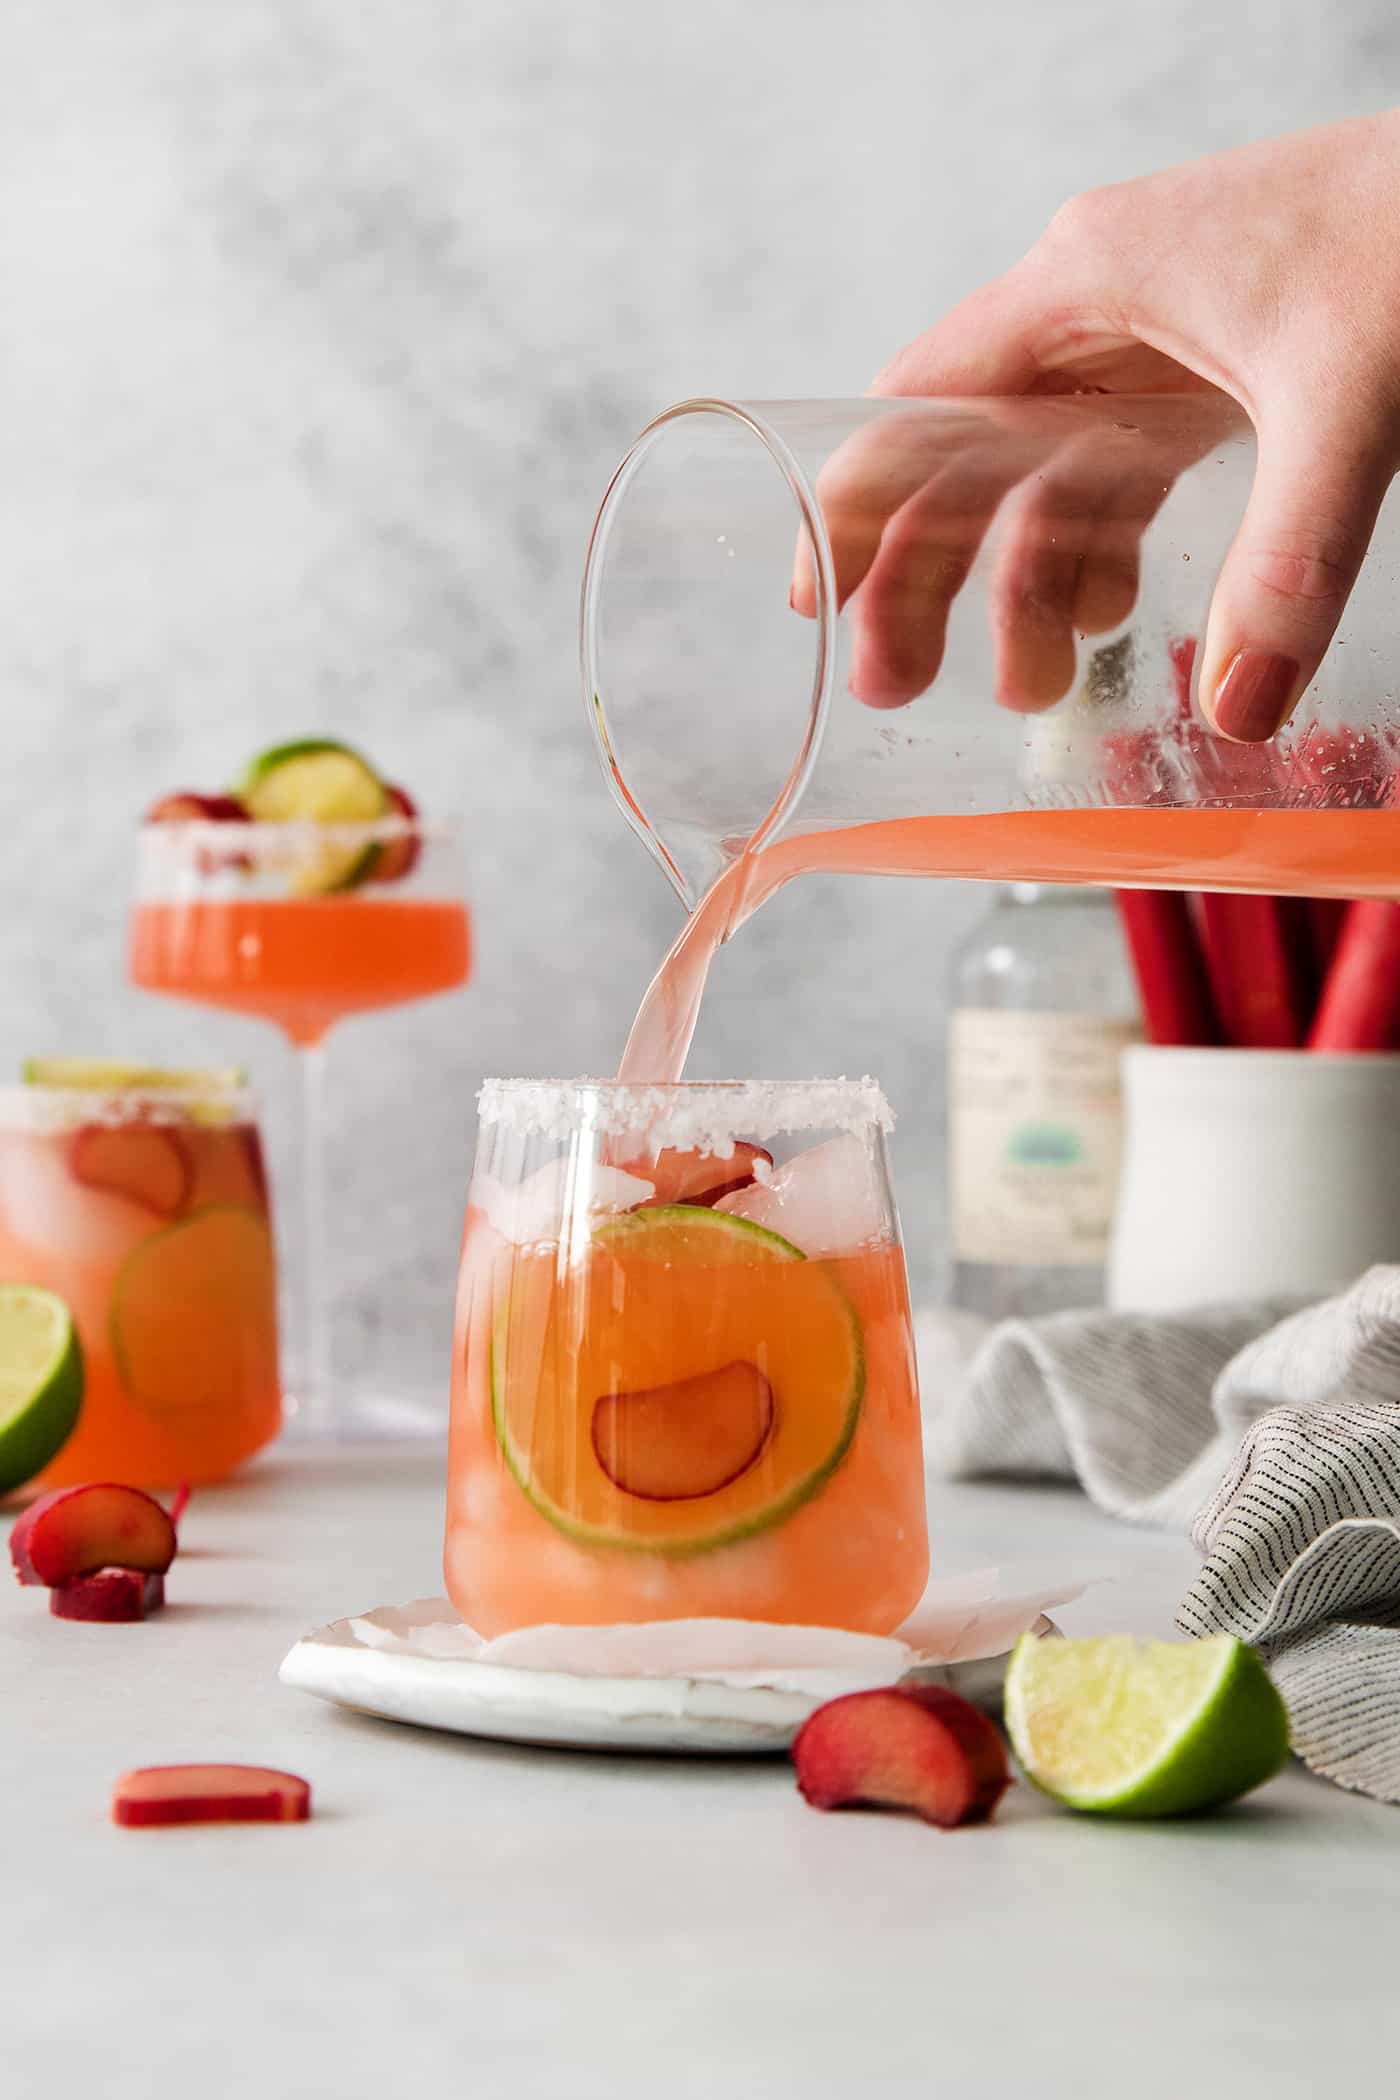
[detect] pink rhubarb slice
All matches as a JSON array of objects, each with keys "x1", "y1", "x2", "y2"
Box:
[
  {"x1": 10, "y1": 1482, "x2": 177, "y2": 1587},
  {"x1": 112, "y1": 1764, "x2": 311, "y2": 1828},
  {"x1": 51, "y1": 1570, "x2": 165, "y2": 1621},
  {"x1": 591, "y1": 1359, "x2": 775, "y2": 1501},
  {"x1": 70, "y1": 1124, "x2": 191, "y2": 1219},
  {"x1": 793, "y1": 1685, "x2": 1012, "y2": 1828},
  {"x1": 630, "y1": 1142, "x2": 773, "y2": 1210}
]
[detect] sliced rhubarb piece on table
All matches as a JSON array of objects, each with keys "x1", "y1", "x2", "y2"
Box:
[
  {"x1": 792, "y1": 1685, "x2": 1012, "y2": 1828},
  {"x1": 630, "y1": 1141, "x2": 773, "y2": 1209},
  {"x1": 112, "y1": 1765, "x2": 311, "y2": 1828},
  {"x1": 592, "y1": 1361, "x2": 775, "y2": 1501},
  {"x1": 51, "y1": 1570, "x2": 165, "y2": 1621},
  {"x1": 70, "y1": 1124, "x2": 191, "y2": 1218},
  {"x1": 12, "y1": 1482, "x2": 176, "y2": 1586}
]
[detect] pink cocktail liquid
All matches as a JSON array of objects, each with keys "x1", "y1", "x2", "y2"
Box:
[{"x1": 620, "y1": 808, "x2": 1400, "y2": 1081}]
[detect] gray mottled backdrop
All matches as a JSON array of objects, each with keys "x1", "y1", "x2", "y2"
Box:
[{"x1": 1, "y1": 0, "x2": 1394, "y2": 1398}]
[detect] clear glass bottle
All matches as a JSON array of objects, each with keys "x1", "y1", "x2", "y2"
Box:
[{"x1": 948, "y1": 885, "x2": 1140, "y2": 1320}]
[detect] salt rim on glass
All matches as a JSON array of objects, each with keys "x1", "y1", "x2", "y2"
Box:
[{"x1": 475, "y1": 1075, "x2": 894, "y2": 1158}]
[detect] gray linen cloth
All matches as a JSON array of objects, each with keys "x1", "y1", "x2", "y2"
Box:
[{"x1": 920, "y1": 1267, "x2": 1400, "y2": 1803}]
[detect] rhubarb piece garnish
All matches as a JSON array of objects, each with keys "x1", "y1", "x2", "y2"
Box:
[
  {"x1": 630, "y1": 1141, "x2": 773, "y2": 1209},
  {"x1": 592, "y1": 1360, "x2": 774, "y2": 1501},
  {"x1": 11, "y1": 1482, "x2": 177, "y2": 1586},
  {"x1": 112, "y1": 1765, "x2": 311, "y2": 1828},
  {"x1": 70, "y1": 1124, "x2": 192, "y2": 1218},
  {"x1": 51, "y1": 1570, "x2": 165, "y2": 1621},
  {"x1": 368, "y1": 783, "x2": 422, "y2": 884},
  {"x1": 792, "y1": 1685, "x2": 1012, "y2": 1828},
  {"x1": 144, "y1": 792, "x2": 251, "y2": 825}
]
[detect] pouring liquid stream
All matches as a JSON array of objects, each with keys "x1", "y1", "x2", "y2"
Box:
[{"x1": 618, "y1": 805, "x2": 1400, "y2": 1082}]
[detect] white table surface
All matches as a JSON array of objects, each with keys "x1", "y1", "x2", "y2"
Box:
[{"x1": 6, "y1": 1445, "x2": 1398, "y2": 2098}]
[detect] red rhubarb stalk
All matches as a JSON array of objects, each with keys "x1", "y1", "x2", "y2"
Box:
[
  {"x1": 1307, "y1": 901, "x2": 1400, "y2": 1051},
  {"x1": 1196, "y1": 895, "x2": 1314, "y2": 1049},
  {"x1": 1114, "y1": 891, "x2": 1222, "y2": 1047}
]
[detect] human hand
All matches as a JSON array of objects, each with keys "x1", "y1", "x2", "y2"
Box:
[{"x1": 804, "y1": 113, "x2": 1400, "y2": 740}]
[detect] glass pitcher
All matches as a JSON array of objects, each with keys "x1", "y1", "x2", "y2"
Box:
[{"x1": 581, "y1": 394, "x2": 1400, "y2": 915}]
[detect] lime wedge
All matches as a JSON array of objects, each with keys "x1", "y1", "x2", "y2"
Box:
[
  {"x1": 0, "y1": 1285, "x2": 84, "y2": 1494},
  {"x1": 22, "y1": 1059, "x2": 246, "y2": 1092},
  {"x1": 238, "y1": 740, "x2": 387, "y2": 892},
  {"x1": 1004, "y1": 1632, "x2": 1291, "y2": 1817}
]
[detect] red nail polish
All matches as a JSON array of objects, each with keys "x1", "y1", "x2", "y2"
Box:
[{"x1": 1211, "y1": 649, "x2": 1299, "y2": 742}]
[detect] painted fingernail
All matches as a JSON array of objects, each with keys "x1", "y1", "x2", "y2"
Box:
[{"x1": 1211, "y1": 649, "x2": 1299, "y2": 742}]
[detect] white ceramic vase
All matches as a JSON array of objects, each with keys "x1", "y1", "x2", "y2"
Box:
[{"x1": 1108, "y1": 1047, "x2": 1400, "y2": 1312}]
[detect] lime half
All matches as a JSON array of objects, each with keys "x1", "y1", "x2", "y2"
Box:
[
  {"x1": 0, "y1": 1286, "x2": 84, "y2": 1495},
  {"x1": 1004, "y1": 1632, "x2": 1291, "y2": 1818},
  {"x1": 238, "y1": 739, "x2": 387, "y2": 892}
]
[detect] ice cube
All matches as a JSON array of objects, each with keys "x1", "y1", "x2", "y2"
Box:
[
  {"x1": 0, "y1": 1131, "x2": 152, "y2": 1265},
  {"x1": 714, "y1": 1133, "x2": 886, "y2": 1255},
  {"x1": 467, "y1": 1158, "x2": 655, "y2": 1245}
]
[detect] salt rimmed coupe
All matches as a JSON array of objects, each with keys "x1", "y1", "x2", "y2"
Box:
[{"x1": 445, "y1": 1078, "x2": 927, "y2": 1635}]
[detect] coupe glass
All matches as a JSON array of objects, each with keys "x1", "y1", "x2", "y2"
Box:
[
  {"x1": 130, "y1": 815, "x2": 472, "y2": 1439},
  {"x1": 445, "y1": 1077, "x2": 927, "y2": 1635},
  {"x1": 582, "y1": 394, "x2": 1400, "y2": 912},
  {"x1": 0, "y1": 1078, "x2": 280, "y2": 1488}
]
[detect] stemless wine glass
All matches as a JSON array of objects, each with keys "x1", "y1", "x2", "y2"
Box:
[
  {"x1": 445, "y1": 1077, "x2": 927, "y2": 1636},
  {"x1": 129, "y1": 814, "x2": 472, "y2": 1438},
  {"x1": 0, "y1": 1076, "x2": 280, "y2": 1488},
  {"x1": 582, "y1": 394, "x2": 1400, "y2": 912}
]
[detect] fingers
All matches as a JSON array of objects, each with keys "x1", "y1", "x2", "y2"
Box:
[
  {"x1": 791, "y1": 411, "x2": 988, "y2": 619},
  {"x1": 845, "y1": 447, "x2": 1031, "y2": 706},
  {"x1": 1199, "y1": 401, "x2": 1394, "y2": 741},
  {"x1": 986, "y1": 433, "x2": 1184, "y2": 711}
]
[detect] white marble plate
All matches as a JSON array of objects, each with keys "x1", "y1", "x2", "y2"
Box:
[{"x1": 279, "y1": 1597, "x2": 1060, "y2": 1755}]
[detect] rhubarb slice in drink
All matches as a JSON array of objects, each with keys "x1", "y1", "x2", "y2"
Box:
[
  {"x1": 491, "y1": 1205, "x2": 863, "y2": 1553},
  {"x1": 70, "y1": 1125, "x2": 191, "y2": 1218},
  {"x1": 110, "y1": 1208, "x2": 279, "y2": 1418}
]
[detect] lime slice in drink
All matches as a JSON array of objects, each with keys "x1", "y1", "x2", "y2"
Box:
[
  {"x1": 1004, "y1": 1631, "x2": 1291, "y2": 1817},
  {"x1": 238, "y1": 739, "x2": 388, "y2": 892},
  {"x1": 22, "y1": 1059, "x2": 246, "y2": 1092},
  {"x1": 0, "y1": 1285, "x2": 84, "y2": 1495},
  {"x1": 111, "y1": 1208, "x2": 278, "y2": 1418},
  {"x1": 491, "y1": 1204, "x2": 864, "y2": 1554}
]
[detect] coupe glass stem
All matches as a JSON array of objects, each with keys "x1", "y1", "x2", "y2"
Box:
[{"x1": 295, "y1": 1039, "x2": 334, "y2": 1437}]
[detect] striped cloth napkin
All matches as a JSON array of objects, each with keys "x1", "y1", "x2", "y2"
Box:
[{"x1": 920, "y1": 1268, "x2": 1400, "y2": 1804}]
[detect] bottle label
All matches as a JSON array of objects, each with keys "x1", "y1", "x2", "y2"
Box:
[{"x1": 948, "y1": 1010, "x2": 1138, "y2": 1267}]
